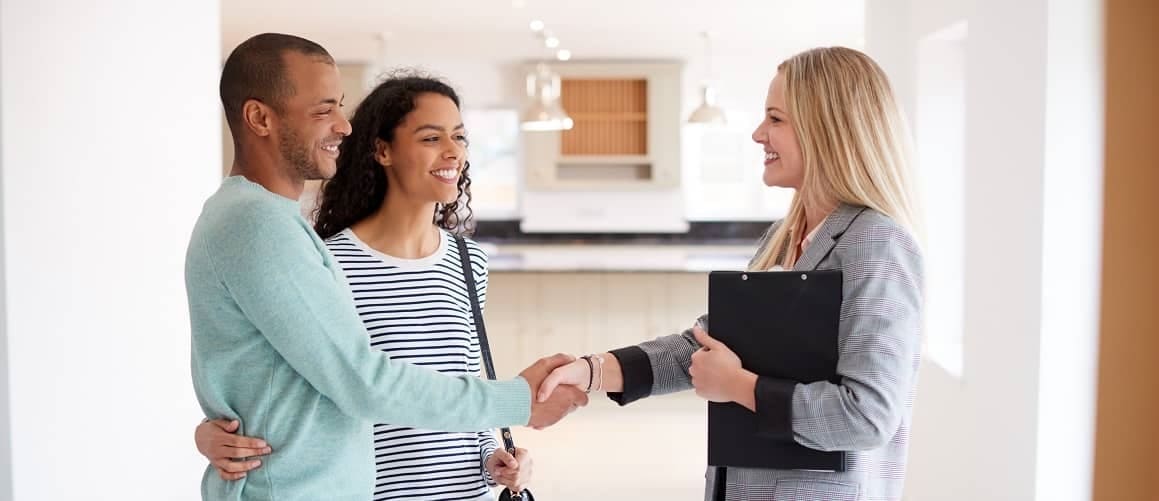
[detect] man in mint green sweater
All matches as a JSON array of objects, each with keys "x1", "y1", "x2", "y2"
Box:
[{"x1": 187, "y1": 33, "x2": 587, "y2": 500}]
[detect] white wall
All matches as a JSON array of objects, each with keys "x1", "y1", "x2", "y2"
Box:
[
  {"x1": 1035, "y1": 0, "x2": 1103, "y2": 497},
  {"x1": 866, "y1": 0, "x2": 1103, "y2": 499},
  {"x1": 960, "y1": 2, "x2": 1049, "y2": 497},
  {"x1": 0, "y1": 1, "x2": 221, "y2": 499},
  {"x1": 0, "y1": 27, "x2": 11, "y2": 499}
]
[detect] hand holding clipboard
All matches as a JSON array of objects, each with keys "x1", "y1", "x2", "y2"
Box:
[{"x1": 703, "y1": 270, "x2": 848, "y2": 472}]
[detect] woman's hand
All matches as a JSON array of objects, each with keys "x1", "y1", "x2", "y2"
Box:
[
  {"x1": 690, "y1": 325, "x2": 758, "y2": 409},
  {"x1": 194, "y1": 418, "x2": 272, "y2": 480},
  {"x1": 536, "y1": 357, "x2": 590, "y2": 402},
  {"x1": 485, "y1": 447, "x2": 533, "y2": 493}
]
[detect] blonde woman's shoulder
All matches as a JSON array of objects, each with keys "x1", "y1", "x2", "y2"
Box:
[{"x1": 838, "y1": 206, "x2": 924, "y2": 282}]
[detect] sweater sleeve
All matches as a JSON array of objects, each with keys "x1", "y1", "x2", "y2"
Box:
[{"x1": 204, "y1": 203, "x2": 531, "y2": 431}]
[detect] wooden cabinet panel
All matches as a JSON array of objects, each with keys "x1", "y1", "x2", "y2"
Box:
[{"x1": 560, "y1": 79, "x2": 648, "y2": 156}]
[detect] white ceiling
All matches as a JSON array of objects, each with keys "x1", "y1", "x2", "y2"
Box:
[{"x1": 222, "y1": 0, "x2": 866, "y2": 63}]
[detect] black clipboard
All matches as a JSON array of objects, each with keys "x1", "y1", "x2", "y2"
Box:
[{"x1": 706, "y1": 269, "x2": 848, "y2": 472}]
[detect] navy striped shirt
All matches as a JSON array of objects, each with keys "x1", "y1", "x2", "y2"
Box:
[{"x1": 326, "y1": 228, "x2": 499, "y2": 501}]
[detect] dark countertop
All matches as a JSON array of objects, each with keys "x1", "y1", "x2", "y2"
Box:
[{"x1": 470, "y1": 220, "x2": 771, "y2": 246}]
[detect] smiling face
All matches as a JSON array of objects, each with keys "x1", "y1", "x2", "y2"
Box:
[
  {"x1": 269, "y1": 51, "x2": 351, "y2": 181},
  {"x1": 751, "y1": 73, "x2": 804, "y2": 189},
  {"x1": 377, "y1": 92, "x2": 469, "y2": 205}
]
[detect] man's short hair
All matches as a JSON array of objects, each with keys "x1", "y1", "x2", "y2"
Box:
[{"x1": 219, "y1": 33, "x2": 334, "y2": 129}]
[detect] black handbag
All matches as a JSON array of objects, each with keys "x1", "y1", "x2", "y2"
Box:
[{"x1": 455, "y1": 236, "x2": 536, "y2": 501}]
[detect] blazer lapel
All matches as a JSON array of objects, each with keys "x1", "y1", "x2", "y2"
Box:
[{"x1": 793, "y1": 204, "x2": 867, "y2": 271}]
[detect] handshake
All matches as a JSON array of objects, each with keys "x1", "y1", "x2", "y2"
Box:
[{"x1": 519, "y1": 353, "x2": 607, "y2": 429}]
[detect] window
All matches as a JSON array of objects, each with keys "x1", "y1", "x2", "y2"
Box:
[{"x1": 916, "y1": 21, "x2": 967, "y2": 377}]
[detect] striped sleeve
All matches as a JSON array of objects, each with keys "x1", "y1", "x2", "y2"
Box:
[{"x1": 478, "y1": 430, "x2": 500, "y2": 487}]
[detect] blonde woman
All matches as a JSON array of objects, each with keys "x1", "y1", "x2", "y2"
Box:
[{"x1": 539, "y1": 46, "x2": 923, "y2": 501}]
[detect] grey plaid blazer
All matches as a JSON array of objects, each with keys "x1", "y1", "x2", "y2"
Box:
[{"x1": 608, "y1": 204, "x2": 923, "y2": 501}]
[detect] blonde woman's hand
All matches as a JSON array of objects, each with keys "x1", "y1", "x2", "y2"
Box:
[
  {"x1": 522, "y1": 354, "x2": 589, "y2": 429},
  {"x1": 690, "y1": 325, "x2": 757, "y2": 406},
  {"x1": 536, "y1": 357, "x2": 591, "y2": 402}
]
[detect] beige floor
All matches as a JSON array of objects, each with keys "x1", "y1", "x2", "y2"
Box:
[
  {"x1": 493, "y1": 392, "x2": 708, "y2": 500},
  {"x1": 483, "y1": 271, "x2": 712, "y2": 499}
]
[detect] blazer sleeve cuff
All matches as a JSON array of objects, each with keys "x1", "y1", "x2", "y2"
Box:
[
  {"x1": 606, "y1": 346, "x2": 652, "y2": 406},
  {"x1": 755, "y1": 376, "x2": 797, "y2": 440}
]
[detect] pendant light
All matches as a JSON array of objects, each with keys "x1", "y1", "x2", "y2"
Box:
[
  {"x1": 519, "y1": 23, "x2": 574, "y2": 132},
  {"x1": 520, "y1": 62, "x2": 574, "y2": 131},
  {"x1": 687, "y1": 31, "x2": 726, "y2": 125}
]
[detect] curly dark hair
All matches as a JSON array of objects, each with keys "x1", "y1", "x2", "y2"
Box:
[{"x1": 313, "y1": 70, "x2": 473, "y2": 240}]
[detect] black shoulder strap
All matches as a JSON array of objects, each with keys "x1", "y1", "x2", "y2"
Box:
[{"x1": 455, "y1": 236, "x2": 518, "y2": 454}]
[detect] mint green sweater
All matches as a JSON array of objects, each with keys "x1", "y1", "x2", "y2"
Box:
[{"x1": 186, "y1": 176, "x2": 531, "y2": 500}]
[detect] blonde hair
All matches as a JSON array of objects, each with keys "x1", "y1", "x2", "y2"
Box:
[{"x1": 750, "y1": 47, "x2": 922, "y2": 271}]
